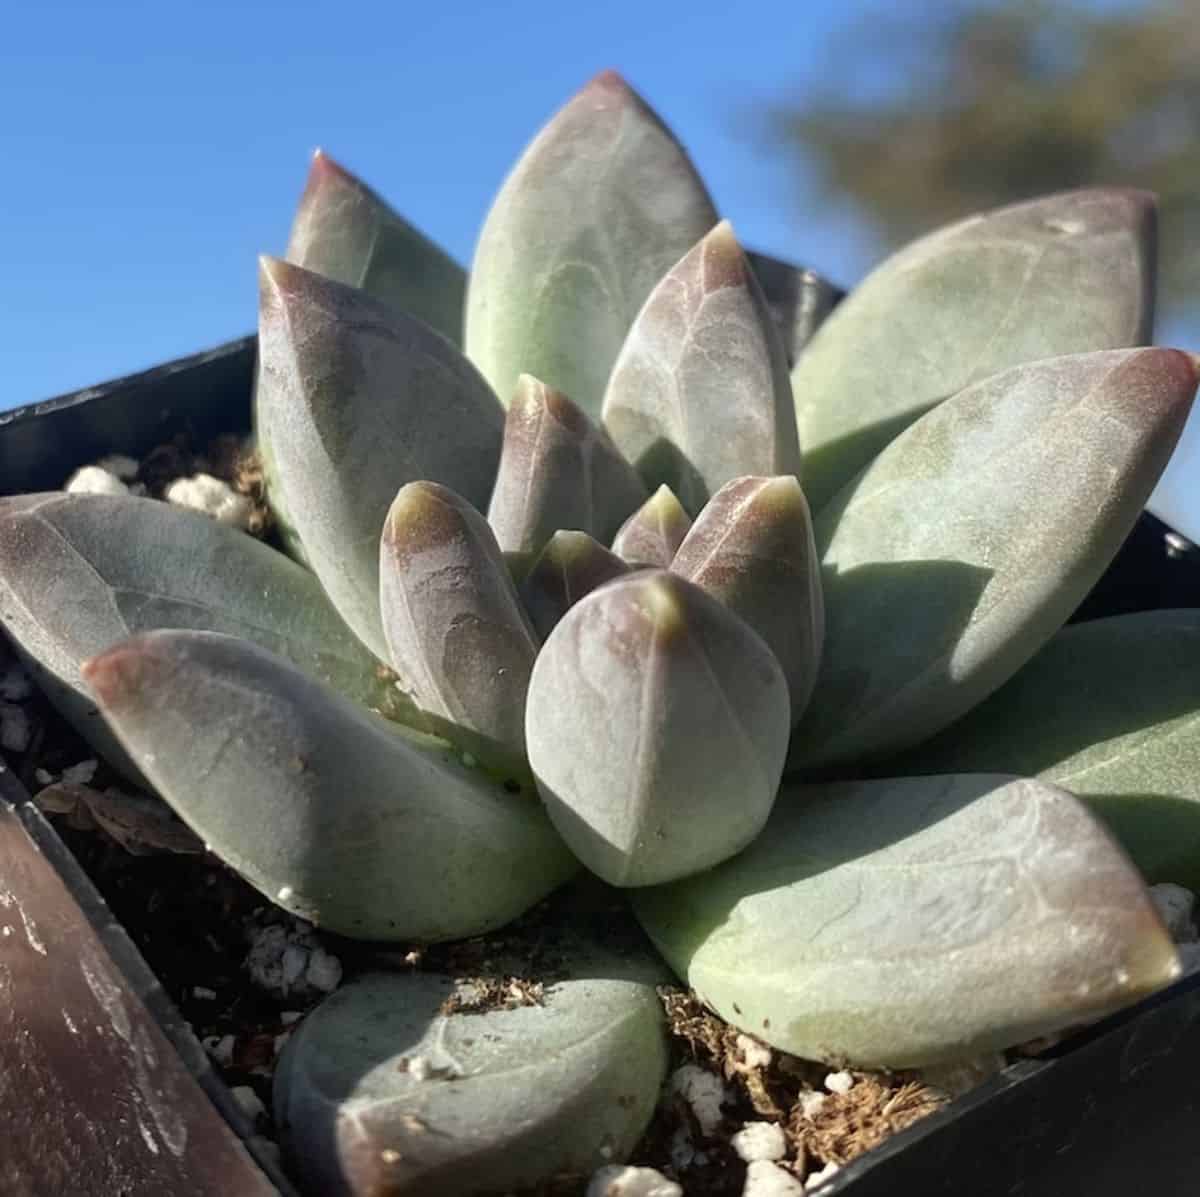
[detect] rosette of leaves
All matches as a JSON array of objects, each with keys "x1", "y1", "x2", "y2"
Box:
[{"x1": 1, "y1": 71, "x2": 1198, "y2": 1185}]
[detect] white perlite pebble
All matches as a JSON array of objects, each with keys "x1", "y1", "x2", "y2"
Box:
[
  {"x1": 94, "y1": 454, "x2": 140, "y2": 480},
  {"x1": 244, "y1": 920, "x2": 343, "y2": 998},
  {"x1": 165, "y1": 473, "x2": 254, "y2": 529},
  {"x1": 0, "y1": 704, "x2": 32, "y2": 752},
  {"x1": 305, "y1": 946, "x2": 343, "y2": 993},
  {"x1": 731, "y1": 1121, "x2": 787, "y2": 1163},
  {"x1": 737, "y1": 1033, "x2": 772, "y2": 1070},
  {"x1": 586, "y1": 1165, "x2": 683, "y2": 1197},
  {"x1": 231, "y1": 1085, "x2": 267, "y2": 1122},
  {"x1": 61, "y1": 759, "x2": 99, "y2": 785},
  {"x1": 203, "y1": 1033, "x2": 236, "y2": 1067},
  {"x1": 806, "y1": 1162, "x2": 840, "y2": 1189},
  {"x1": 796, "y1": 1091, "x2": 827, "y2": 1119},
  {"x1": 824, "y1": 1071, "x2": 854, "y2": 1095},
  {"x1": 65, "y1": 465, "x2": 130, "y2": 496},
  {"x1": 1150, "y1": 883, "x2": 1198, "y2": 942},
  {"x1": 670, "y1": 1064, "x2": 730, "y2": 1136},
  {"x1": 743, "y1": 1160, "x2": 806, "y2": 1197}
]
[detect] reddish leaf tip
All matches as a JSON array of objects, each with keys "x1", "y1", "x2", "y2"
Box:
[
  {"x1": 586, "y1": 68, "x2": 632, "y2": 94},
  {"x1": 82, "y1": 636, "x2": 171, "y2": 712},
  {"x1": 512, "y1": 374, "x2": 591, "y2": 438},
  {"x1": 385, "y1": 481, "x2": 476, "y2": 555},
  {"x1": 699, "y1": 219, "x2": 747, "y2": 290}
]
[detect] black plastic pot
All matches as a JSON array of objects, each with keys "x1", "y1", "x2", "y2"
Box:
[{"x1": 2, "y1": 339, "x2": 1200, "y2": 1196}]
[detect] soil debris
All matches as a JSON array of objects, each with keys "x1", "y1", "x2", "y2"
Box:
[
  {"x1": 90, "y1": 430, "x2": 273, "y2": 537},
  {"x1": 440, "y1": 974, "x2": 546, "y2": 1016},
  {"x1": 643, "y1": 987, "x2": 947, "y2": 1192}
]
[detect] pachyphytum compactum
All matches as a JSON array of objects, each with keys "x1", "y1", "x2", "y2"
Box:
[{"x1": 2, "y1": 69, "x2": 1198, "y2": 1196}]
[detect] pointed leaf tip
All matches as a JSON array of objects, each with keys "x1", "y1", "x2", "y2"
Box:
[
  {"x1": 587, "y1": 68, "x2": 632, "y2": 93},
  {"x1": 307, "y1": 146, "x2": 348, "y2": 182},
  {"x1": 527, "y1": 569, "x2": 790, "y2": 887},
  {"x1": 256, "y1": 264, "x2": 502, "y2": 661},
  {"x1": 603, "y1": 221, "x2": 799, "y2": 513},
  {"x1": 792, "y1": 188, "x2": 1160, "y2": 510},
  {"x1": 87, "y1": 630, "x2": 574, "y2": 942},
  {"x1": 792, "y1": 348, "x2": 1196, "y2": 770},
  {"x1": 382, "y1": 482, "x2": 538, "y2": 766},
  {"x1": 672, "y1": 475, "x2": 823, "y2": 725},
  {"x1": 0, "y1": 492, "x2": 388, "y2": 782},
  {"x1": 612, "y1": 485, "x2": 693, "y2": 567},
  {"x1": 700, "y1": 220, "x2": 747, "y2": 289},
  {"x1": 635, "y1": 774, "x2": 1179, "y2": 1067},
  {"x1": 465, "y1": 72, "x2": 717, "y2": 420},
  {"x1": 488, "y1": 374, "x2": 646, "y2": 560},
  {"x1": 257, "y1": 253, "x2": 287, "y2": 294},
  {"x1": 521, "y1": 530, "x2": 629, "y2": 640},
  {"x1": 81, "y1": 640, "x2": 162, "y2": 711}
]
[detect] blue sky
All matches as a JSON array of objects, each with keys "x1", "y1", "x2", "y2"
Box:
[{"x1": 2, "y1": 0, "x2": 882, "y2": 406}]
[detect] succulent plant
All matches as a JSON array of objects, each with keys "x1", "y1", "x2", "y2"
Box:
[{"x1": 2, "y1": 68, "x2": 1199, "y2": 1193}]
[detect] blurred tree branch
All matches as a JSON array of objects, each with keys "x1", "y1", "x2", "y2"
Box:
[{"x1": 764, "y1": 0, "x2": 1200, "y2": 317}]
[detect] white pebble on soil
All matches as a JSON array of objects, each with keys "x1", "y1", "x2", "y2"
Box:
[
  {"x1": 165, "y1": 473, "x2": 254, "y2": 529},
  {"x1": 244, "y1": 919, "x2": 343, "y2": 999},
  {"x1": 736, "y1": 1033, "x2": 772, "y2": 1070},
  {"x1": 231, "y1": 1085, "x2": 266, "y2": 1123},
  {"x1": 203, "y1": 1033, "x2": 236, "y2": 1067},
  {"x1": 0, "y1": 704, "x2": 32, "y2": 752},
  {"x1": 1150, "y1": 883, "x2": 1198, "y2": 942},
  {"x1": 65, "y1": 465, "x2": 130, "y2": 496},
  {"x1": 306, "y1": 946, "x2": 343, "y2": 993},
  {"x1": 670, "y1": 1064, "x2": 731, "y2": 1136},
  {"x1": 743, "y1": 1160, "x2": 806, "y2": 1197},
  {"x1": 586, "y1": 1164, "x2": 683, "y2": 1197},
  {"x1": 805, "y1": 1162, "x2": 840, "y2": 1189},
  {"x1": 732, "y1": 1121, "x2": 787, "y2": 1163},
  {"x1": 824, "y1": 1071, "x2": 854, "y2": 1095},
  {"x1": 796, "y1": 1091, "x2": 827, "y2": 1119}
]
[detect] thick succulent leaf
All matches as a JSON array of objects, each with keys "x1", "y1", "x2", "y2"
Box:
[
  {"x1": 83, "y1": 631, "x2": 575, "y2": 942},
  {"x1": 0, "y1": 493, "x2": 388, "y2": 780},
  {"x1": 634, "y1": 774, "x2": 1179, "y2": 1068},
  {"x1": 257, "y1": 257, "x2": 504, "y2": 660},
  {"x1": 603, "y1": 221, "x2": 802, "y2": 514},
  {"x1": 788, "y1": 348, "x2": 1198, "y2": 771},
  {"x1": 792, "y1": 189, "x2": 1157, "y2": 510},
  {"x1": 745, "y1": 250, "x2": 843, "y2": 368},
  {"x1": 526, "y1": 570, "x2": 790, "y2": 887},
  {"x1": 274, "y1": 950, "x2": 667, "y2": 1195},
  {"x1": 897, "y1": 611, "x2": 1200, "y2": 888},
  {"x1": 261, "y1": 152, "x2": 469, "y2": 564},
  {"x1": 611, "y1": 484, "x2": 692, "y2": 567},
  {"x1": 486, "y1": 374, "x2": 647, "y2": 568},
  {"x1": 380, "y1": 482, "x2": 539, "y2": 767},
  {"x1": 520, "y1": 530, "x2": 629, "y2": 640},
  {"x1": 672, "y1": 476, "x2": 823, "y2": 724},
  {"x1": 286, "y1": 150, "x2": 466, "y2": 345},
  {"x1": 465, "y1": 70, "x2": 718, "y2": 421}
]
